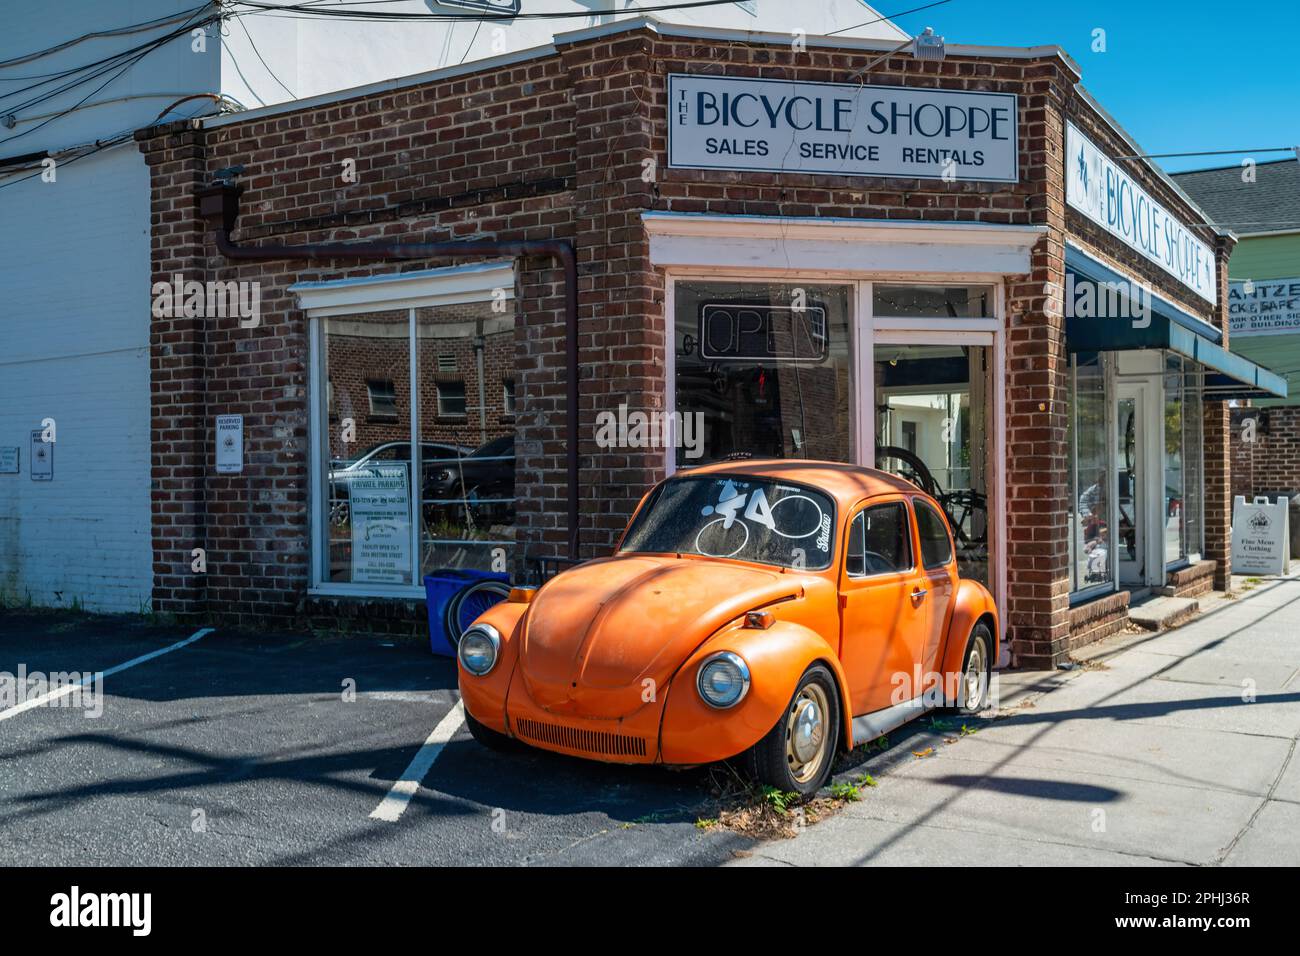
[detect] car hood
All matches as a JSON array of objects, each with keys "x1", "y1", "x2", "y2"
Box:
[{"x1": 515, "y1": 555, "x2": 803, "y2": 719}]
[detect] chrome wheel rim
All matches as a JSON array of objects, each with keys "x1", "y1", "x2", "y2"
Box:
[
  {"x1": 785, "y1": 683, "x2": 829, "y2": 784},
  {"x1": 964, "y1": 637, "x2": 987, "y2": 711}
]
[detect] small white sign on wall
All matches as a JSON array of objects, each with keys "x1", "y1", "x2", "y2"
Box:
[
  {"x1": 1231, "y1": 495, "x2": 1291, "y2": 576},
  {"x1": 0, "y1": 447, "x2": 18, "y2": 474},
  {"x1": 215, "y1": 414, "x2": 244, "y2": 475},
  {"x1": 29, "y1": 430, "x2": 52, "y2": 481}
]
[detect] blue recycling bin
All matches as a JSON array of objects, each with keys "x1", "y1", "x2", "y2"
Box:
[{"x1": 423, "y1": 569, "x2": 511, "y2": 657}]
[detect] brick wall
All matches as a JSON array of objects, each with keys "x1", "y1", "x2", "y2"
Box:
[{"x1": 1230, "y1": 405, "x2": 1300, "y2": 502}]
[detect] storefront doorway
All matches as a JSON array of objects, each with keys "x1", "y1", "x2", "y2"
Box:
[
  {"x1": 874, "y1": 343, "x2": 992, "y2": 588},
  {"x1": 1114, "y1": 368, "x2": 1169, "y2": 590}
]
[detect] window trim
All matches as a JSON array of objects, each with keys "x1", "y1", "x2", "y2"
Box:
[
  {"x1": 912, "y1": 496, "x2": 955, "y2": 572},
  {"x1": 844, "y1": 498, "x2": 916, "y2": 579},
  {"x1": 296, "y1": 263, "x2": 517, "y2": 597},
  {"x1": 436, "y1": 380, "x2": 468, "y2": 418}
]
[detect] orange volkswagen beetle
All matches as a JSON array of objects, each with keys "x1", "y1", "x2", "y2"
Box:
[{"x1": 457, "y1": 460, "x2": 998, "y2": 795}]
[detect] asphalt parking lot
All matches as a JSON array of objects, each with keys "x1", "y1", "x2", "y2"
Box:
[{"x1": 0, "y1": 610, "x2": 782, "y2": 866}]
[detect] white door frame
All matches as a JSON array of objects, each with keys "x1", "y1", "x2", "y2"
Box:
[{"x1": 1115, "y1": 376, "x2": 1164, "y2": 588}]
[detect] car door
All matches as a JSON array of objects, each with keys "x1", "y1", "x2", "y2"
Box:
[
  {"x1": 838, "y1": 496, "x2": 929, "y2": 716},
  {"x1": 911, "y1": 496, "x2": 958, "y2": 681}
]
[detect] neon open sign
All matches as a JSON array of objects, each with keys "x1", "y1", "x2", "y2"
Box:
[{"x1": 697, "y1": 302, "x2": 829, "y2": 363}]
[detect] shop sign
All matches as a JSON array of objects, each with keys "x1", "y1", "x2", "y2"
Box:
[
  {"x1": 1228, "y1": 277, "x2": 1300, "y2": 337},
  {"x1": 0, "y1": 447, "x2": 17, "y2": 474},
  {"x1": 215, "y1": 414, "x2": 243, "y2": 475},
  {"x1": 668, "y1": 74, "x2": 1018, "y2": 183},
  {"x1": 350, "y1": 463, "x2": 413, "y2": 585},
  {"x1": 1065, "y1": 121, "x2": 1216, "y2": 305},
  {"x1": 1231, "y1": 495, "x2": 1291, "y2": 575},
  {"x1": 696, "y1": 301, "x2": 828, "y2": 362},
  {"x1": 30, "y1": 430, "x2": 52, "y2": 481}
]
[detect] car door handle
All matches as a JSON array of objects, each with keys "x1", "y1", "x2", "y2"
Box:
[{"x1": 911, "y1": 587, "x2": 928, "y2": 601}]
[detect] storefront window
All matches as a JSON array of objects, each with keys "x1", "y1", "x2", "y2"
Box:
[
  {"x1": 1068, "y1": 353, "x2": 1112, "y2": 594},
  {"x1": 306, "y1": 264, "x2": 519, "y2": 592},
  {"x1": 873, "y1": 284, "x2": 993, "y2": 318},
  {"x1": 323, "y1": 310, "x2": 415, "y2": 586},
  {"x1": 1180, "y1": 360, "x2": 1205, "y2": 562},
  {"x1": 673, "y1": 280, "x2": 853, "y2": 467},
  {"x1": 417, "y1": 303, "x2": 516, "y2": 576}
]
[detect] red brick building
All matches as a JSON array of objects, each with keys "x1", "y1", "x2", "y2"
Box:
[{"x1": 138, "y1": 18, "x2": 1284, "y2": 665}]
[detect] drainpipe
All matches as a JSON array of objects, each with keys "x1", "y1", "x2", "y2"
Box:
[{"x1": 195, "y1": 180, "x2": 581, "y2": 562}]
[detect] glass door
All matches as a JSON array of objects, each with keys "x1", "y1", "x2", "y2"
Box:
[{"x1": 873, "y1": 342, "x2": 992, "y2": 589}]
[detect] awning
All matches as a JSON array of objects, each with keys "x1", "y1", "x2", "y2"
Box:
[{"x1": 1065, "y1": 245, "x2": 1288, "y2": 400}]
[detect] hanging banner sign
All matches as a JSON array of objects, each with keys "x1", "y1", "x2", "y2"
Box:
[
  {"x1": 668, "y1": 74, "x2": 1019, "y2": 183},
  {"x1": 349, "y1": 463, "x2": 413, "y2": 585},
  {"x1": 1231, "y1": 495, "x2": 1291, "y2": 575},
  {"x1": 1228, "y1": 277, "x2": 1300, "y2": 337},
  {"x1": 1065, "y1": 121, "x2": 1216, "y2": 305}
]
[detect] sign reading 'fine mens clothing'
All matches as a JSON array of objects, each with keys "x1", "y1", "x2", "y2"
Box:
[
  {"x1": 667, "y1": 74, "x2": 1019, "y2": 183},
  {"x1": 1065, "y1": 121, "x2": 1216, "y2": 305}
]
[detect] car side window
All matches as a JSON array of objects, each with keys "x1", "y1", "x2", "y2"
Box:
[
  {"x1": 845, "y1": 502, "x2": 912, "y2": 577},
  {"x1": 914, "y1": 499, "x2": 953, "y2": 570}
]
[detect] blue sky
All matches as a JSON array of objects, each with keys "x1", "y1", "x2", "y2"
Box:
[{"x1": 887, "y1": 0, "x2": 1299, "y2": 173}]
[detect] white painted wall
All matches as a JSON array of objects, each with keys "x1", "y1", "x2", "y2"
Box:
[
  {"x1": 220, "y1": 1, "x2": 909, "y2": 109},
  {"x1": 0, "y1": 144, "x2": 152, "y2": 612}
]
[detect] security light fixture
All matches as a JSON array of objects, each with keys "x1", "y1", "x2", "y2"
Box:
[{"x1": 914, "y1": 28, "x2": 946, "y2": 62}]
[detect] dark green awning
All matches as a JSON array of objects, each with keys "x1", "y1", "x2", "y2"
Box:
[{"x1": 1065, "y1": 247, "x2": 1287, "y2": 400}]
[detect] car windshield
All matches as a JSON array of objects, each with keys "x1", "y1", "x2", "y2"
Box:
[{"x1": 619, "y1": 475, "x2": 836, "y2": 570}]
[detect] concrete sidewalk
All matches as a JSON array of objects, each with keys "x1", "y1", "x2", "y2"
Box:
[{"x1": 733, "y1": 571, "x2": 1300, "y2": 867}]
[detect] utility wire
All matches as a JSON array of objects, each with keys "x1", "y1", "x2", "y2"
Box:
[
  {"x1": 0, "y1": 3, "x2": 213, "y2": 68},
  {"x1": 232, "y1": 9, "x2": 297, "y2": 99},
  {"x1": 229, "y1": 0, "x2": 749, "y2": 22},
  {"x1": 0, "y1": 9, "x2": 218, "y2": 145},
  {"x1": 827, "y1": 0, "x2": 953, "y2": 36}
]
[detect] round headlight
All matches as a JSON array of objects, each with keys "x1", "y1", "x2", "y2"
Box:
[
  {"x1": 458, "y1": 623, "x2": 500, "y2": 676},
  {"x1": 696, "y1": 651, "x2": 750, "y2": 709}
]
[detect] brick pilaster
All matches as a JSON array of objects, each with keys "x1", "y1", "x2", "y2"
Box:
[{"x1": 137, "y1": 120, "x2": 210, "y2": 618}]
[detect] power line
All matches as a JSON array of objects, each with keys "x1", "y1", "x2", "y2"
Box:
[
  {"x1": 0, "y1": 3, "x2": 213, "y2": 68},
  {"x1": 233, "y1": 10, "x2": 297, "y2": 99},
  {"x1": 0, "y1": 9, "x2": 219, "y2": 145},
  {"x1": 827, "y1": 0, "x2": 953, "y2": 36},
  {"x1": 1117, "y1": 147, "x2": 1299, "y2": 160},
  {"x1": 229, "y1": 0, "x2": 749, "y2": 22}
]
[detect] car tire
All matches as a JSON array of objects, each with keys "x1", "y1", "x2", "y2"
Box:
[
  {"x1": 954, "y1": 621, "x2": 993, "y2": 715},
  {"x1": 465, "y1": 709, "x2": 519, "y2": 752},
  {"x1": 744, "y1": 664, "x2": 840, "y2": 798}
]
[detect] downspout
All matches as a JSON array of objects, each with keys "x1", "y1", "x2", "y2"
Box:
[{"x1": 195, "y1": 180, "x2": 581, "y2": 562}]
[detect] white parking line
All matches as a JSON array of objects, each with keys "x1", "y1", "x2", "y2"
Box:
[
  {"x1": 0, "y1": 627, "x2": 214, "y2": 723},
  {"x1": 370, "y1": 698, "x2": 466, "y2": 823}
]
